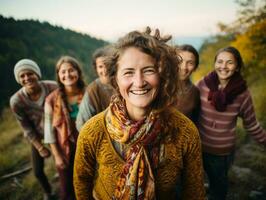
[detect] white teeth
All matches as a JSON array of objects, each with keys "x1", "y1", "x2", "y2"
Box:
[
  {"x1": 131, "y1": 90, "x2": 149, "y2": 95},
  {"x1": 25, "y1": 81, "x2": 33, "y2": 85},
  {"x1": 219, "y1": 70, "x2": 228, "y2": 74}
]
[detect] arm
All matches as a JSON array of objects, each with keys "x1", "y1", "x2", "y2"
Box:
[
  {"x1": 74, "y1": 124, "x2": 96, "y2": 200},
  {"x1": 50, "y1": 143, "x2": 68, "y2": 169},
  {"x1": 239, "y1": 91, "x2": 266, "y2": 145},
  {"x1": 10, "y1": 95, "x2": 50, "y2": 157},
  {"x1": 10, "y1": 95, "x2": 38, "y2": 142},
  {"x1": 44, "y1": 100, "x2": 67, "y2": 168},
  {"x1": 76, "y1": 91, "x2": 96, "y2": 131},
  {"x1": 181, "y1": 123, "x2": 206, "y2": 200}
]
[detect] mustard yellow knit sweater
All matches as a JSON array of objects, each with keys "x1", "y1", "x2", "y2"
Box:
[{"x1": 74, "y1": 109, "x2": 205, "y2": 200}]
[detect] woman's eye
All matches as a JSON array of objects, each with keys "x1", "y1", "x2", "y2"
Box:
[
  {"x1": 123, "y1": 71, "x2": 133, "y2": 76},
  {"x1": 188, "y1": 61, "x2": 194, "y2": 66},
  {"x1": 144, "y1": 69, "x2": 156, "y2": 74}
]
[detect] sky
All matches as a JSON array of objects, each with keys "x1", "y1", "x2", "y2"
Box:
[{"x1": 0, "y1": 0, "x2": 238, "y2": 42}]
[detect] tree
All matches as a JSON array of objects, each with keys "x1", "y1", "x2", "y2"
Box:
[{"x1": 231, "y1": 20, "x2": 266, "y2": 82}]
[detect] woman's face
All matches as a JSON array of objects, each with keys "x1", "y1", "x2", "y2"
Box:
[
  {"x1": 178, "y1": 51, "x2": 196, "y2": 81},
  {"x1": 215, "y1": 51, "x2": 238, "y2": 82},
  {"x1": 96, "y1": 57, "x2": 109, "y2": 84},
  {"x1": 116, "y1": 47, "x2": 160, "y2": 117},
  {"x1": 58, "y1": 62, "x2": 79, "y2": 87}
]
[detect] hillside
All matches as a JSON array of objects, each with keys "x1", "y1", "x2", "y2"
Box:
[{"x1": 0, "y1": 15, "x2": 108, "y2": 113}]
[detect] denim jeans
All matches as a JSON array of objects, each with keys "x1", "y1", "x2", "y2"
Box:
[{"x1": 203, "y1": 152, "x2": 234, "y2": 200}]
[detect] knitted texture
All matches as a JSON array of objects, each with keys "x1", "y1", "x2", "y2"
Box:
[
  {"x1": 197, "y1": 79, "x2": 266, "y2": 155},
  {"x1": 74, "y1": 109, "x2": 206, "y2": 200},
  {"x1": 14, "y1": 59, "x2": 42, "y2": 83}
]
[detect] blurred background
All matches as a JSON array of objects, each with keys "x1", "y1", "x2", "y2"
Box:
[{"x1": 0, "y1": 0, "x2": 265, "y2": 199}]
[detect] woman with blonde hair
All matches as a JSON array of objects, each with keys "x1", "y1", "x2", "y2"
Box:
[
  {"x1": 74, "y1": 28, "x2": 205, "y2": 200},
  {"x1": 44, "y1": 56, "x2": 86, "y2": 200}
]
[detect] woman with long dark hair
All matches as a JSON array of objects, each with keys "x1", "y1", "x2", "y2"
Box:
[
  {"x1": 44, "y1": 56, "x2": 86, "y2": 200},
  {"x1": 197, "y1": 46, "x2": 266, "y2": 200}
]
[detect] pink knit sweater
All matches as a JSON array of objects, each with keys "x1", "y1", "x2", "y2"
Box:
[{"x1": 197, "y1": 79, "x2": 266, "y2": 155}]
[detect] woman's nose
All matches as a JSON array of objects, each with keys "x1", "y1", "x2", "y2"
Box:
[
  {"x1": 220, "y1": 62, "x2": 227, "y2": 68},
  {"x1": 65, "y1": 71, "x2": 71, "y2": 76},
  {"x1": 103, "y1": 66, "x2": 107, "y2": 74},
  {"x1": 134, "y1": 73, "x2": 145, "y2": 87},
  {"x1": 24, "y1": 74, "x2": 30, "y2": 80},
  {"x1": 180, "y1": 62, "x2": 187, "y2": 70}
]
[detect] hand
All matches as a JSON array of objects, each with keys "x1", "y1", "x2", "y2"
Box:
[
  {"x1": 54, "y1": 154, "x2": 67, "y2": 170},
  {"x1": 38, "y1": 146, "x2": 51, "y2": 158},
  {"x1": 144, "y1": 26, "x2": 172, "y2": 43}
]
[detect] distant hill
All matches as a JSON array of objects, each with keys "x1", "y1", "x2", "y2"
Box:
[
  {"x1": 0, "y1": 15, "x2": 108, "y2": 113},
  {"x1": 173, "y1": 36, "x2": 207, "y2": 50}
]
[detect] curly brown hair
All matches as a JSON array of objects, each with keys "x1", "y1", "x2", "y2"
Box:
[{"x1": 105, "y1": 27, "x2": 181, "y2": 110}]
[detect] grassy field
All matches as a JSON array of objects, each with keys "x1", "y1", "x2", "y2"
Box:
[
  {"x1": 0, "y1": 107, "x2": 265, "y2": 199},
  {"x1": 0, "y1": 108, "x2": 59, "y2": 200}
]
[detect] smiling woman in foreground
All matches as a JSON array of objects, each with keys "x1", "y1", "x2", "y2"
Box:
[{"x1": 73, "y1": 27, "x2": 206, "y2": 200}]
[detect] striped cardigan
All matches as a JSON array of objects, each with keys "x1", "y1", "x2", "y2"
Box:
[{"x1": 197, "y1": 79, "x2": 266, "y2": 155}]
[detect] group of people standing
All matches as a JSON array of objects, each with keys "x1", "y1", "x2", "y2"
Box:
[
  {"x1": 9, "y1": 27, "x2": 266, "y2": 200},
  {"x1": 10, "y1": 46, "x2": 113, "y2": 200}
]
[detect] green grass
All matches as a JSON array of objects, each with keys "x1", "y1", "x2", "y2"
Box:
[
  {"x1": 228, "y1": 139, "x2": 266, "y2": 200},
  {"x1": 0, "y1": 108, "x2": 30, "y2": 175},
  {"x1": 226, "y1": 79, "x2": 266, "y2": 198},
  {"x1": 0, "y1": 108, "x2": 59, "y2": 200}
]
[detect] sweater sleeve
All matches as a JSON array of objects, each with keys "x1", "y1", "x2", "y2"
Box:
[
  {"x1": 181, "y1": 121, "x2": 206, "y2": 199},
  {"x1": 74, "y1": 121, "x2": 97, "y2": 200},
  {"x1": 10, "y1": 94, "x2": 37, "y2": 142},
  {"x1": 76, "y1": 91, "x2": 96, "y2": 132},
  {"x1": 239, "y1": 91, "x2": 266, "y2": 145},
  {"x1": 44, "y1": 100, "x2": 56, "y2": 144}
]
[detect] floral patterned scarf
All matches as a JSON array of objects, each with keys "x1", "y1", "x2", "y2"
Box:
[{"x1": 105, "y1": 95, "x2": 163, "y2": 200}]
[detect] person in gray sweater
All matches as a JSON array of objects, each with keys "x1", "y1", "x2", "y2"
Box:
[{"x1": 10, "y1": 59, "x2": 57, "y2": 200}]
